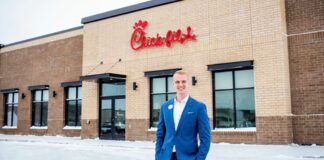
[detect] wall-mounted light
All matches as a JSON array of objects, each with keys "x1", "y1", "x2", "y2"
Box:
[
  {"x1": 52, "y1": 91, "x2": 57, "y2": 97},
  {"x1": 133, "y1": 82, "x2": 138, "y2": 90},
  {"x1": 21, "y1": 93, "x2": 26, "y2": 99},
  {"x1": 192, "y1": 76, "x2": 197, "y2": 86}
]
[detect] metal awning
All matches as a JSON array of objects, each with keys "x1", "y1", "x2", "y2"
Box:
[
  {"x1": 144, "y1": 68, "x2": 181, "y2": 77},
  {"x1": 80, "y1": 73, "x2": 126, "y2": 81},
  {"x1": 0, "y1": 88, "x2": 19, "y2": 93},
  {"x1": 28, "y1": 85, "x2": 49, "y2": 91},
  {"x1": 208, "y1": 60, "x2": 253, "y2": 71}
]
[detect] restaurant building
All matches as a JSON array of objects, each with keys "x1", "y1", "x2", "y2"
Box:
[{"x1": 0, "y1": 0, "x2": 323, "y2": 144}]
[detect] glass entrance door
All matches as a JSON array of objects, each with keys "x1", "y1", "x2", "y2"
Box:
[
  {"x1": 99, "y1": 79, "x2": 125, "y2": 140},
  {"x1": 100, "y1": 97, "x2": 125, "y2": 140}
]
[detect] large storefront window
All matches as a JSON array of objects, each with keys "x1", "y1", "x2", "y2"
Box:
[
  {"x1": 150, "y1": 76, "x2": 176, "y2": 128},
  {"x1": 65, "y1": 86, "x2": 82, "y2": 126},
  {"x1": 4, "y1": 92, "x2": 19, "y2": 127},
  {"x1": 32, "y1": 89, "x2": 48, "y2": 126},
  {"x1": 214, "y1": 69, "x2": 255, "y2": 129}
]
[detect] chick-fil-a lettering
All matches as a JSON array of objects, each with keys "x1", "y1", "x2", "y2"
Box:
[{"x1": 130, "y1": 20, "x2": 197, "y2": 50}]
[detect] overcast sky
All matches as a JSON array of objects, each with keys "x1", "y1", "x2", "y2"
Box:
[{"x1": 0, "y1": 0, "x2": 149, "y2": 45}]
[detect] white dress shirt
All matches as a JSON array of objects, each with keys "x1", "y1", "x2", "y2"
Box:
[
  {"x1": 173, "y1": 95, "x2": 189, "y2": 152},
  {"x1": 173, "y1": 95, "x2": 189, "y2": 131}
]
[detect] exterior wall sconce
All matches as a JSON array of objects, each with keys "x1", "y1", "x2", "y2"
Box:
[
  {"x1": 133, "y1": 82, "x2": 138, "y2": 90},
  {"x1": 52, "y1": 91, "x2": 57, "y2": 97},
  {"x1": 21, "y1": 93, "x2": 26, "y2": 99},
  {"x1": 192, "y1": 76, "x2": 197, "y2": 86}
]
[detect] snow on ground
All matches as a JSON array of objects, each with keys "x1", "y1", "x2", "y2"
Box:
[{"x1": 0, "y1": 134, "x2": 323, "y2": 160}]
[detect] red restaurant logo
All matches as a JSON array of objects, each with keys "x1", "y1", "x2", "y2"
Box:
[{"x1": 130, "y1": 20, "x2": 197, "y2": 50}]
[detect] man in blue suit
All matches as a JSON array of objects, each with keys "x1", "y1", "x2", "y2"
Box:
[{"x1": 155, "y1": 70, "x2": 211, "y2": 160}]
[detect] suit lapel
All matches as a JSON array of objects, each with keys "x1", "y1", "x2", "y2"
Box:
[
  {"x1": 166, "y1": 100, "x2": 176, "y2": 133},
  {"x1": 175, "y1": 96, "x2": 193, "y2": 133}
]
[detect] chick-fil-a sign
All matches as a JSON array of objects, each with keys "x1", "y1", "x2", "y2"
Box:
[{"x1": 130, "y1": 20, "x2": 197, "y2": 50}]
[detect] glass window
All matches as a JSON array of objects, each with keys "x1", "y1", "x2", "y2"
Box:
[
  {"x1": 65, "y1": 86, "x2": 82, "y2": 126},
  {"x1": 215, "y1": 90, "x2": 234, "y2": 128},
  {"x1": 32, "y1": 89, "x2": 48, "y2": 127},
  {"x1": 214, "y1": 69, "x2": 255, "y2": 129},
  {"x1": 42, "y1": 90, "x2": 49, "y2": 101},
  {"x1": 13, "y1": 93, "x2": 18, "y2": 103},
  {"x1": 78, "y1": 87, "x2": 82, "y2": 99},
  {"x1": 215, "y1": 71, "x2": 233, "y2": 90},
  {"x1": 167, "y1": 77, "x2": 175, "y2": 93},
  {"x1": 235, "y1": 70, "x2": 254, "y2": 88},
  {"x1": 150, "y1": 76, "x2": 175, "y2": 128},
  {"x1": 102, "y1": 82, "x2": 125, "y2": 96},
  {"x1": 235, "y1": 89, "x2": 255, "y2": 128},
  {"x1": 68, "y1": 87, "x2": 76, "y2": 99},
  {"x1": 4, "y1": 92, "x2": 19, "y2": 127},
  {"x1": 35, "y1": 90, "x2": 42, "y2": 102},
  {"x1": 153, "y1": 78, "x2": 166, "y2": 93}
]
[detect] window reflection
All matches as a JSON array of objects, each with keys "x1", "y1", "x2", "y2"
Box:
[
  {"x1": 150, "y1": 76, "x2": 175, "y2": 128},
  {"x1": 214, "y1": 69, "x2": 255, "y2": 129}
]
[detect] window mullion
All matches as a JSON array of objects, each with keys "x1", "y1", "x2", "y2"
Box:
[
  {"x1": 149, "y1": 78, "x2": 153, "y2": 127},
  {"x1": 9, "y1": 94, "x2": 12, "y2": 126},
  {"x1": 165, "y1": 77, "x2": 168, "y2": 101},
  {"x1": 40, "y1": 90, "x2": 43, "y2": 126},
  {"x1": 11, "y1": 93, "x2": 16, "y2": 126},
  {"x1": 232, "y1": 71, "x2": 237, "y2": 129},
  {"x1": 75, "y1": 87, "x2": 78, "y2": 126},
  {"x1": 11, "y1": 104, "x2": 14, "y2": 126}
]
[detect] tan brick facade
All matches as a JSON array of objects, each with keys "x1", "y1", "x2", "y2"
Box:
[
  {"x1": 82, "y1": 0, "x2": 292, "y2": 143},
  {"x1": 0, "y1": 0, "x2": 323, "y2": 144}
]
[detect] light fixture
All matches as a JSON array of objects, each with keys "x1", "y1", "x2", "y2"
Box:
[
  {"x1": 192, "y1": 76, "x2": 197, "y2": 86},
  {"x1": 21, "y1": 93, "x2": 26, "y2": 99},
  {"x1": 133, "y1": 82, "x2": 138, "y2": 90},
  {"x1": 52, "y1": 91, "x2": 57, "y2": 97}
]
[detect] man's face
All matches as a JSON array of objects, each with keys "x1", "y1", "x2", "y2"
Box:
[{"x1": 173, "y1": 73, "x2": 188, "y2": 95}]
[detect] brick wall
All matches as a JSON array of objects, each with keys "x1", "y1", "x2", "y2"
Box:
[
  {"x1": 285, "y1": 0, "x2": 324, "y2": 34},
  {"x1": 286, "y1": 0, "x2": 324, "y2": 144},
  {"x1": 82, "y1": 0, "x2": 291, "y2": 143},
  {"x1": 0, "y1": 35, "x2": 83, "y2": 136},
  {"x1": 256, "y1": 116, "x2": 293, "y2": 144}
]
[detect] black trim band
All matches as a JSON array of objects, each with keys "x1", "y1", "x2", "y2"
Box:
[
  {"x1": 81, "y1": 0, "x2": 180, "y2": 24},
  {"x1": 61, "y1": 81, "x2": 82, "y2": 88},
  {"x1": 80, "y1": 73, "x2": 126, "y2": 81},
  {"x1": 28, "y1": 85, "x2": 49, "y2": 91},
  {"x1": 208, "y1": 60, "x2": 253, "y2": 71},
  {"x1": 144, "y1": 68, "x2": 181, "y2": 77},
  {"x1": 0, "y1": 88, "x2": 19, "y2": 93}
]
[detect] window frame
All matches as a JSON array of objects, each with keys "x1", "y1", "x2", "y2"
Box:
[
  {"x1": 212, "y1": 67, "x2": 255, "y2": 129},
  {"x1": 64, "y1": 86, "x2": 82, "y2": 127},
  {"x1": 149, "y1": 76, "x2": 176, "y2": 128},
  {"x1": 31, "y1": 89, "x2": 49, "y2": 127},
  {"x1": 4, "y1": 92, "x2": 19, "y2": 127}
]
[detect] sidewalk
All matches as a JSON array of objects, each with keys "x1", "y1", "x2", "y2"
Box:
[{"x1": 0, "y1": 134, "x2": 323, "y2": 160}]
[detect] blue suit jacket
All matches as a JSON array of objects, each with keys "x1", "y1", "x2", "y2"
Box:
[{"x1": 155, "y1": 96, "x2": 211, "y2": 160}]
